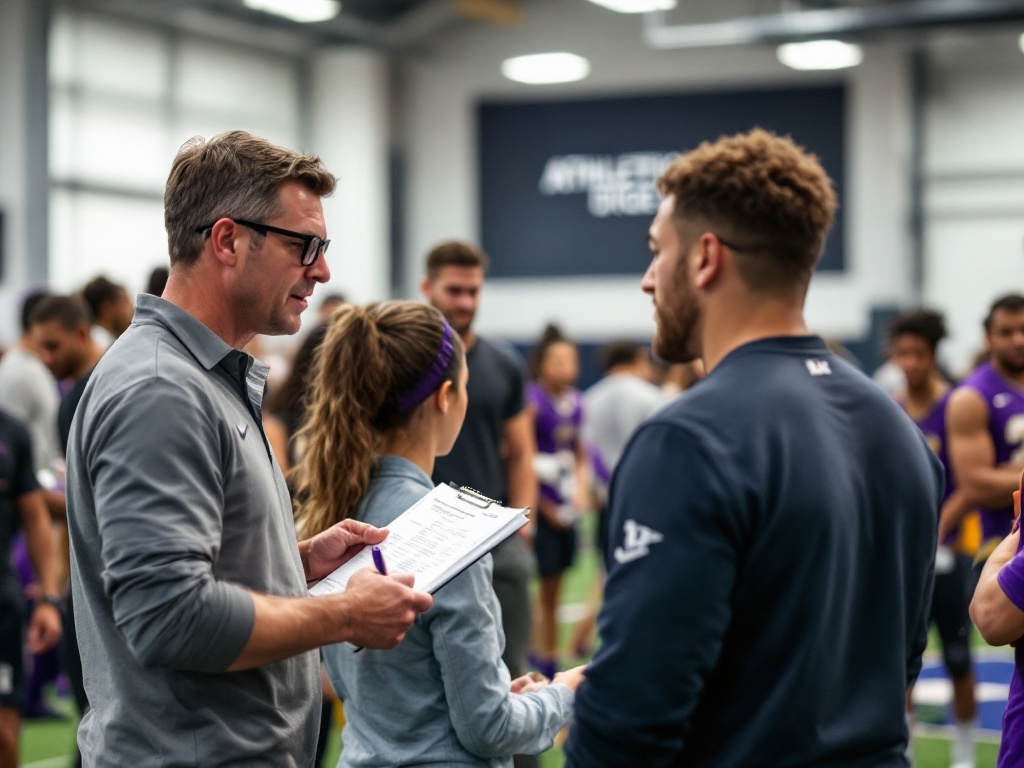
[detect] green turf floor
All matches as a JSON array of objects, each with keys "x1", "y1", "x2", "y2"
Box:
[{"x1": 19, "y1": 511, "x2": 1004, "y2": 767}]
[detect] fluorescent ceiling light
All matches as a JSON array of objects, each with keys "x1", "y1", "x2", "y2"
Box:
[
  {"x1": 585, "y1": 0, "x2": 677, "y2": 12},
  {"x1": 243, "y1": 0, "x2": 341, "y2": 24},
  {"x1": 501, "y1": 53, "x2": 591, "y2": 85},
  {"x1": 1019, "y1": 32, "x2": 1024, "y2": 54},
  {"x1": 777, "y1": 40, "x2": 863, "y2": 71}
]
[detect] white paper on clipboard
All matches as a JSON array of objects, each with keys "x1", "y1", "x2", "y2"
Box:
[{"x1": 308, "y1": 483, "x2": 529, "y2": 598}]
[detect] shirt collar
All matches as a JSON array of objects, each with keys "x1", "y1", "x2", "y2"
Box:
[
  {"x1": 132, "y1": 293, "x2": 268, "y2": 375},
  {"x1": 374, "y1": 455, "x2": 434, "y2": 489}
]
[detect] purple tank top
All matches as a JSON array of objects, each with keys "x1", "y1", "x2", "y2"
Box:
[
  {"x1": 961, "y1": 362, "x2": 1024, "y2": 541},
  {"x1": 527, "y1": 382, "x2": 582, "y2": 505},
  {"x1": 903, "y1": 390, "x2": 957, "y2": 544}
]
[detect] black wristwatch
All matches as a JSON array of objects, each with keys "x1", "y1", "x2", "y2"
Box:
[{"x1": 37, "y1": 595, "x2": 62, "y2": 610}]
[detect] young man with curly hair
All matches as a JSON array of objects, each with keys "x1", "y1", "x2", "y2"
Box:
[{"x1": 565, "y1": 129, "x2": 942, "y2": 767}]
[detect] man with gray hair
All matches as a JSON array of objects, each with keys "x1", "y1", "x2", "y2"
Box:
[{"x1": 67, "y1": 130, "x2": 432, "y2": 767}]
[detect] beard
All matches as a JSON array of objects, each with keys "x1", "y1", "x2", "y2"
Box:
[
  {"x1": 995, "y1": 350, "x2": 1024, "y2": 375},
  {"x1": 446, "y1": 311, "x2": 474, "y2": 336},
  {"x1": 433, "y1": 304, "x2": 474, "y2": 336},
  {"x1": 652, "y1": 269, "x2": 702, "y2": 364}
]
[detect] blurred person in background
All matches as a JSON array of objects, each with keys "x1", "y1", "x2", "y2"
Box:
[
  {"x1": 526, "y1": 324, "x2": 587, "y2": 681},
  {"x1": 0, "y1": 289, "x2": 62, "y2": 479},
  {"x1": 265, "y1": 322, "x2": 329, "y2": 474},
  {"x1": 948, "y1": 294, "x2": 1024, "y2": 572},
  {"x1": 316, "y1": 292, "x2": 346, "y2": 324},
  {"x1": 422, "y1": 240, "x2": 539, "y2": 768},
  {"x1": 0, "y1": 405, "x2": 62, "y2": 767},
  {"x1": 888, "y1": 308, "x2": 977, "y2": 768},
  {"x1": 145, "y1": 266, "x2": 169, "y2": 297},
  {"x1": 27, "y1": 294, "x2": 105, "y2": 763},
  {"x1": 80, "y1": 276, "x2": 133, "y2": 349},
  {"x1": 0, "y1": 290, "x2": 66, "y2": 725},
  {"x1": 659, "y1": 359, "x2": 705, "y2": 399},
  {"x1": 28, "y1": 296, "x2": 105, "y2": 452}
]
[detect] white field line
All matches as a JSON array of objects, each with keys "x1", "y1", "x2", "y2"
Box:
[{"x1": 23, "y1": 757, "x2": 71, "y2": 768}]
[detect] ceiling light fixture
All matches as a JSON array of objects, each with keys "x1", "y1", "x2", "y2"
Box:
[
  {"x1": 1019, "y1": 32, "x2": 1024, "y2": 54},
  {"x1": 501, "y1": 53, "x2": 591, "y2": 85},
  {"x1": 585, "y1": 0, "x2": 677, "y2": 12},
  {"x1": 243, "y1": 0, "x2": 341, "y2": 24},
  {"x1": 776, "y1": 39, "x2": 864, "y2": 71}
]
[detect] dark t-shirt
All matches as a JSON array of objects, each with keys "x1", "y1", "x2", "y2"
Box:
[
  {"x1": 566, "y1": 336, "x2": 942, "y2": 768},
  {"x1": 432, "y1": 336, "x2": 525, "y2": 503},
  {"x1": 59, "y1": 369, "x2": 94, "y2": 456},
  {"x1": 0, "y1": 408, "x2": 41, "y2": 598}
]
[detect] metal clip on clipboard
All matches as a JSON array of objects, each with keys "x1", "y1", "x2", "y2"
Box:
[{"x1": 452, "y1": 484, "x2": 502, "y2": 509}]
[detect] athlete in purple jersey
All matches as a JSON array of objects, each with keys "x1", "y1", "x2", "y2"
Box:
[
  {"x1": 949, "y1": 295, "x2": 1024, "y2": 562},
  {"x1": 526, "y1": 325, "x2": 587, "y2": 681},
  {"x1": 971, "y1": 475, "x2": 1024, "y2": 767},
  {"x1": 890, "y1": 309, "x2": 977, "y2": 768}
]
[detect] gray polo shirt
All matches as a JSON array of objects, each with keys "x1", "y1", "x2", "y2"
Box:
[{"x1": 67, "y1": 294, "x2": 319, "y2": 767}]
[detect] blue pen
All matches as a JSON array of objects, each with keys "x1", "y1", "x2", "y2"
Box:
[{"x1": 372, "y1": 545, "x2": 388, "y2": 575}]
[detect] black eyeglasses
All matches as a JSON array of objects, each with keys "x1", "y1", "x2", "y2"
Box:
[{"x1": 195, "y1": 219, "x2": 329, "y2": 267}]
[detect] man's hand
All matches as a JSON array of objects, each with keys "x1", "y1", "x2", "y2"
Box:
[
  {"x1": 511, "y1": 671, "x2": 549, "y2": 695},
  {"x1": 27, "y1": 602, "x2": 62, "y2": 654},
  {"x1": 303, "y1": 520, "x2": 389, "y2": 582},
  {"x1": 552, "y1": 664, "x2": 586, "y2": 693},
  {"x1": 341, "y1": 569, "x2": 433, "y2": 649}
]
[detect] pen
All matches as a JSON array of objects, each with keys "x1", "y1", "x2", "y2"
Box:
[{"x1": 372, "y1": 545, "x2": 388, "y2": 575}]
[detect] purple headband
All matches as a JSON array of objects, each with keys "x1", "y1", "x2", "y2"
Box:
[{"x1": 396, "y1": 319, "x2": 456, "y2": 413}]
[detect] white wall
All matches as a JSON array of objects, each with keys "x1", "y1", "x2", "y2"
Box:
[
  {"x1": 309, "y1": 49, "x2": 391, "y2": 307},
  {"x1": 46, "y1": 7, "x2": 306, "y2": 312},
  {"x1": 39, "y1": 11, "x2": 393, "y2": 350},
  {"x1": 397, "y1": 0, "x2": 917, "y2": 348},
  {"x1": 0, "y1": 0, "x2": 48, "y2": 342},
  {"x1": 922, "y1": 29, "x2": 1024, "y2": 375}
]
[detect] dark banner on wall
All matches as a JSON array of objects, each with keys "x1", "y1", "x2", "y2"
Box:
[{"x1": 478, "y1": 84, "x2": 846, "y2": 278}]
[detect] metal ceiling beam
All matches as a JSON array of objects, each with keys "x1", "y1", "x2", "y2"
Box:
[
  {"x1": 643, "y1": 0, "x2": 1024, "y2": 49},
  {"x1": 379, "y1": 0, "x2": 461, "y2": 47},
  {"x1": 58, "y1": 0, "x2": 469, "y2": 51}
]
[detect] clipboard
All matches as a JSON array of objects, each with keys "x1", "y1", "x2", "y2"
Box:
[
  {"x1": 308, "y1": 482, "x2": 531, "y2": 650},
  {"x1": 451, "y1": 483, "x2": 501, "y2": 508}
]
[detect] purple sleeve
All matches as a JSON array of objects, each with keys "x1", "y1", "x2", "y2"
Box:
[
  {"x1": 998, "y1": 548, "x2": 1024, "y2": 612},
  {"x1": 525, "y1": 382, "x2": 542, "y2": 409}
]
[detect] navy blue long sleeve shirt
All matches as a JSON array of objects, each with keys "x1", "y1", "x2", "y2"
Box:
[{"x1": 565, "y1": 336, "x2": 941, "y2": 768}]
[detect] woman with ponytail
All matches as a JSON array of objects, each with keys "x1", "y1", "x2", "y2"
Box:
[
  {"x1": 294, "y1": 301, "x2": 582, "y2": 768},
  {"x1": 526, "y1": 324, "x2": 588, "y2": 682}
]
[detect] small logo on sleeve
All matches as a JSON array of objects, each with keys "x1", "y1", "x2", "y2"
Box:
[
  {"x1": 805, "y1": 359, "x2": 832, "y2": 377},
  {"x1": 236, "y1": 424, "x2": 248, "y2": 439},
  {"x1": 613, "y1": 519, "x2": 665, "y2": 564},
  {"x1": 0, "y1": 663, "x2": 12, "y2": 695}
]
